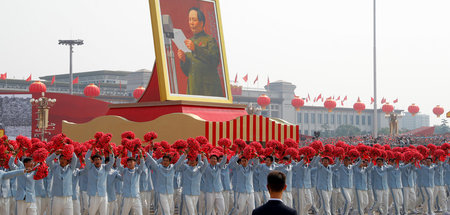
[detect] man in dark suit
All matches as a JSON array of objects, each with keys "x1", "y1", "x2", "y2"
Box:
[{"x1": 252, "y1": 170, "x2": 297, "y2": 215}]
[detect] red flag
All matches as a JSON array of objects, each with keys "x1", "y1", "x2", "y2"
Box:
[
  {"x1": 313, "y1": 97, "x2": 317, "y2": 102},
  {"x1": 321, "y1": 97, "x2": 324, "y2": 102},
  {"x1": 381, "y1": 97, "x2": 386, "y2": 104},
  {"x1": 341, "y1": 101, "x2": 344, "y2": 106},
  {"x1": 332, "y1": 96, "x2": 335, "y2": 100},
  {"x1": 317, "y1": 94, "x2": 322, "y2": 100},
  {"x1": 308, "y1": 93, "x2": 310, "y2": 101},
  {"x1": 253, "y1": 75, "x2": 258, "y2": 84},
  {"x1": 119, "y1": 81, "x2": 122, "y2": 90},
  {"x1": 336, "y1": 96, "x2": 340, "y2": 101},
  {"x1": 343, "y1": 95, "x2": 348, "y2": 101},
  {"x1": 234, "y1": 74, "x2": 238, "y2": 83},
  {"x1": 371, "y1": 97, "x2": 374, "y2": 104},
  {"x1": 393, "y1": 98, "x2": 398, "y2": 103},
  {"x1": 26, "y1": 74, "x2": 31, "y2": 82},
  {"x1": 51, "y1": 76, "x2": 55, "y2": 85},
  {"x1": 73, "y1": 77, "x2": 79, "y2": 84},
  {"x1": 242, "y1": 74, "x2": 248, "y2": 82},
  {"x1": 0, "y1": 73, "x2": 6, "y2": 80},
  {"x1": 267, "y1": 77, "x2": 270, "y2": 86}
]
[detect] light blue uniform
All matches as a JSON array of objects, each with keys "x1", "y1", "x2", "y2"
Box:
[
  {"x1": 228, "y1": 156, "x2": 258, "y2": 194},
  {"x1": 84, "y1": 150, "x2": 114, "y2": 197},
  {"x1": 117, "y1": 157, "x2": 145, "y2": 198},
  {"x1": 46, "y1": 152, "x2": 78, "y2": 197},
  {"x1": 105, "y1": 168, "x2": 121, "y2": 202},
  {"x1": 10, "y1": 157, "x2": 36, "y2": 203},
  {"x1": 176, "y1": 155, "x2": 206, "y2": 196},
  {"x1": 145, "y1": 152, "x2": 185, "y2": 194},
  {"x1": 202, "y1": 155, "x2": 227, "y2": 193}
]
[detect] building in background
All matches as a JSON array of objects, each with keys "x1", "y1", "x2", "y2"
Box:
[
  {"x1": 124, "y1": 69, "x2": 152, "y2": 94},
  {"x1": 1, "y1": 71, "x2": 429, "y2": 137},
  {"x1": 401, "y1": 112, "x2": 430, "y2": 131},
  {"x1": 232, "y1": 80, "x2": 406, "y2": 136},
  {"x1": 0, "y1": 69, "x2": 152, "y2": 104}
]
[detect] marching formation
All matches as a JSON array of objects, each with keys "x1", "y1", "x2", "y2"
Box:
[{"x1": 0, "y1": 132, "x2": 450, "y2": 215}]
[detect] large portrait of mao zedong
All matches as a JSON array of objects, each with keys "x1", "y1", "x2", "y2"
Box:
[{"x1": 148, "y1": 0, "x2": 232, "y2": 103}]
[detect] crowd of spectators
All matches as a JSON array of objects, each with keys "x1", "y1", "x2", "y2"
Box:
[{"x1": 0, "y1": 95, "x2": 32, "y2": 126}]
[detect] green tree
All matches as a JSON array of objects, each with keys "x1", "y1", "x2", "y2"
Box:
[
  {"x1": 335, "y1": 125, "x2": 361, "y2": 137},
  {"x1": 378, "y1": 127, "x2": 390, "y2": 135},
  {"x1": 435, "y1": 119, "x2": 450, "y2": 134},
  {"x1": 321, "y1": 124, "x2": 331, "y2": 137}
]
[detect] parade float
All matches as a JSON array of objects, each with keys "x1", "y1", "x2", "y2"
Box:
[{"x1": 61, "y1": 0, "x2": 300, "y2": 145}]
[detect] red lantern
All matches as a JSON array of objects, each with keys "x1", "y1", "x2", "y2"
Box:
[
  {"x1": 408, "y1": 103, "x2": 420, "y2": 116},
  {"x1": 433, "y1": 105, "x2": 444, "y2": 118},
  {"x1": 133, "y1": 86, "x2": 145, "y2": 100},
  {"x1": 353, "y1": 97, "x2": 365, "y2": 114},
  {"x1": 382, "y1": 103, "x2": 394, "y2": 115},
  {"x1": 291, "y1": 96, "x2": 304, "y2": 111},
  {"x1": 257, "y1": 94, "x2": 271, "y2": 110},
  {"x1": 29, "y1": 81, "x2": 46, "y2": 93},
  {"x1": 83, "y1": 83, "x2": 100, "y2": 98},
  {"x1": 324, "y1": 98, "x2": 337, "y2": 112}
]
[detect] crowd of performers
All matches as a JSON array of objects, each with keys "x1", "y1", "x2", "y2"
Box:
[{"x1": 0, "y1": 131, "x2": 450, "y2": 215}]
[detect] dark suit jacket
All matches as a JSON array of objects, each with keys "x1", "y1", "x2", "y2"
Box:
[{"x1": 252, "y1": 200, "x2": 297, "y2": 215}]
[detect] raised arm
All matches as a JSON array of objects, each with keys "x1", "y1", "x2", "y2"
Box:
[
  {"x1": 228, "y1": 155, "x2": 239, "y2": 169},
  {"x1": 351, "y1": 159, "x2": 363, "y2": 170},
  {"x1": 295, "y1": 159, "x2": 306, "y2": 169},
  {"x1": 250, "y1": 158, "x2": 260, "y2": 171},
  {"x1": 85, "y1": 149, "x2": 93, "y2": 169},
  {"x1": 174, "y1": 154, "x2": 187, "y2": 170},
  {"x1": 145, "y1": 152, "x2": 158, "y2": 170},
  {"x1": 137, "y1": 158, "x2": 145, "y2": 174},
  {"x1": 0, "y1": 169, "x2": 25, "y2": 180},
  {"x1": 331, "y1": 158, "x2": 341, "y2": 171},
  {"x1": 219, "y1": 155, "x2": 228, "y2": 169},
  {"x1": 8, "y1": 156, "x2": 18, "y2": 170},
  {"x1": 366, "y1": 161, "x2": 374, "y2": 171},
  {"x1": 45, "y1": 153, "x2": 58, "y2": 170},
  {"x1": 70, "y1": 152, "x2": 78, "y2": 170},
  {"x1": 116, "y1": 157, "x2": 125, "y2": 173},
  {"x1": 399, "y1": 162, "x2": 412, "y2": 170},
  {"x1": 105, "y1": 153, "x2": 114, "y2": 171},
  {"x1": 198, "y1": 155, "x2": 208, "y2": 173},
  {"x1": 310, "y1": 156, "x2": 320, "y2": 168}
]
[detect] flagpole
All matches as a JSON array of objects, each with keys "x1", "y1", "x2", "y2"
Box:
[
  {"x1": 69, "y1": 44, "x2": 73, "y2": 94},
  {"x1": 373, "y1": 0, "x2": 378, "y2": 137}
]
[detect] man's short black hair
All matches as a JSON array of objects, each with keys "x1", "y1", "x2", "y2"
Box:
[
  {"x1": 163, "y1": 155, "x2": 172, "y2": 162},
  {"x1": 322, "y1": 157, "x2": 330, "y2": 162},
  {"x1": 376, "y1": 157, "x2": 384, "y2": 162},
  {"x1": 127, "y1": 157, "x2": 136, "y2": 162},
  {"x1": 23, "y1": 157, "x2": 32, "y2": 164},
  {"x1": 92, "y1": 154, "x2": 102, "y2": 161},
  {"x1": 105, "y1": 157, "x2": 110, "y2": 163},
  {"x1": 210, "y1": 155, "x2": 219, "y2": 160},
  {"x1": 188, "y1": 7, "x2": 205, "y2": 25},
  {"x1": 267, "y1": 170, "x2": 286, "y2": 192},
  {"x1": 265, "y1": 156, "x2": 274, "y2": 162}
]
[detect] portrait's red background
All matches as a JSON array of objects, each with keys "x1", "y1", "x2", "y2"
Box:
[{"x1": 159, "y1": 0, "x2": 226, "y2": 97}]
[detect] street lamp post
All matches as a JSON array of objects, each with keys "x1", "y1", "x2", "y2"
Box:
[
  {"x1": 58, "y1": 39, "x2": 84, "y2": 95},
  {"x1": 30, "y1": 92, "x2": 56, "y2": 141},
  {"x1": 373, "y1": 0, "x2": 378, "y2": 137}
]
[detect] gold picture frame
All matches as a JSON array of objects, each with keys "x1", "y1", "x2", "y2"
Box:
[{"x1": 148, "y1": 0, "x2": 232, "y2": 104}]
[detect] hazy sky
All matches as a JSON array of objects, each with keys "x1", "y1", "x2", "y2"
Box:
[{"x1": 1, "y1": 0, "x2": 449, "y2": 125}]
